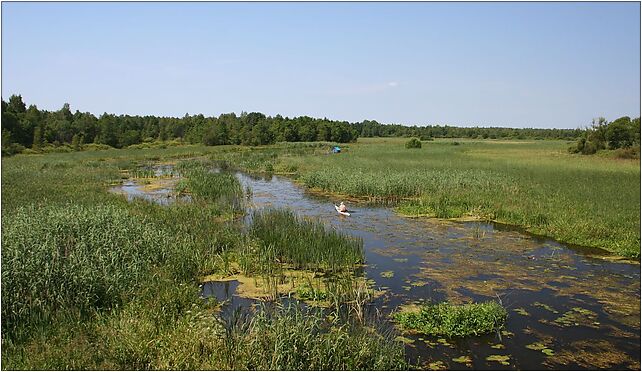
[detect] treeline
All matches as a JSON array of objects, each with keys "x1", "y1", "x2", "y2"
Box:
[
  {"x1": 569, "y1": 116, "x2": 641, "y2": 155},
  {"x1": 355, "y1": 120, "x2": 583, "y2": 140},
  {"x1": 1, "y1": 95, "x2": 359, "y2": 155},
  {"x1": 3, "y1": 94, "x2": 633, "y2": 157}
]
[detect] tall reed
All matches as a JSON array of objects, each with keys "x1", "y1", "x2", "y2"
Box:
[{"x1": 249, "y1": 208, "x2": 364, "y2": 272}]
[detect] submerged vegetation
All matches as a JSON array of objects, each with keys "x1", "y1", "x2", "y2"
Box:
[{"x1": 394, "y1": 301, "x2": 508, "y2": 338}]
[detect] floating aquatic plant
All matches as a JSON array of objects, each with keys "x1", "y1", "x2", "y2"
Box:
[{"x1": 394, "y1": 301, "x2": 507, "y2": 337}]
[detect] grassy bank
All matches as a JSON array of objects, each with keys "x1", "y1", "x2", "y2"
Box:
[
  {"x1": 1, "y1": 146, "x2": 407, "y2": 370},
  {"x1": 212, "y1": 138, "x2": 640, "y2": 257}
]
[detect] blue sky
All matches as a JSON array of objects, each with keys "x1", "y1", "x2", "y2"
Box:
[{"x1": 2, "y1": 2, "x2": 640, "y2": 128}]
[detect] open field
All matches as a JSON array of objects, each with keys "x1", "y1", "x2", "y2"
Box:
[{"x1": 214, "y1": 138, "x2": 640, "y2": 258}]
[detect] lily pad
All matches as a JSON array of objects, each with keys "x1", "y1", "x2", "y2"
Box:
[
  {"x1": 526, "y1": 342, "x2": 547, "y2": 351},
  {"x1": 486, "y1": 354, "x2": 510, "y2": 365},
  {"x1": 395, "y1": 336, "x2": 415, "y2": 345},
  {"x1": 381, "y1": 271, "x2": 395, "y2": 278},
  {"x1": 491, "y1": 343, "x2": 505, "y2": 349},
  {"x1": 514, "y1": 307, "x2": 530, "y2": 316},
  {"x1": 533, "y1": 302, "x2": 559, "y2": 314},
  {"x1": 542, "y1": 348, "x2": 555, "y2": 356},
  {"x1": 426, "y1": 360, "x2": 447, "y2": 370},
  {"x1": 553, "y1": 307, "x2": 598, "y2": 328},
  {"x1": 452, "y1": 355, "x2": 473, "y2": 364}
]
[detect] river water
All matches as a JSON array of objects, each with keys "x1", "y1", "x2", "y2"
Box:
[{"x1": 114, "y1": 169, "x2": 641, "y2": 370}]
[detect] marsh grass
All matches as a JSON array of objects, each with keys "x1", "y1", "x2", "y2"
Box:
[
  {"x1": 394, "y1": 301, "x2": 507, "y2": 338},
  {"x1": 175, "y1": 159, "x2": 245, "y2": 213},
  {"x1": 217, "y1": 138, "x2": 640, "y2": 257},
  {"x1": 1, "y1": 147, "x2": 406, "y2": 370},
  {"x1": 220, "y1": 303, "x2": 408, "y2": 370},
  {"x1": 249, "y1": 208, "x2": 364, "y2": 272},
  {"x1": 1, "y1": 206, "x2": 164, "y2": 336}
]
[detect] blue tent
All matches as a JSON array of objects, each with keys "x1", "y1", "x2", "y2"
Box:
[{"x1": 332, "y1": 146, "x2": 341, "y2": 153}]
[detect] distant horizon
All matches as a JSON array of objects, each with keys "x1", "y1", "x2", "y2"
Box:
[
  {"x1": 3, "y1": 2, "x2": 640, "y2": 129},
  {"x1": 4, "y1": 92, "x2": 626, "y2": 131}
]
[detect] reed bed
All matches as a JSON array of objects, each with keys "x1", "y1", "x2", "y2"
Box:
[
  {"x1": 175, "y1": 160, "x2": 245, "y2": 212},
  {"x1": 1, "y1": 204, "x2": 170, "y2": 341},
  {"x1": 218, "y1": 303, "x2": 408, "y2": 370},
  {"x1": 300, "y1": 168, "x2": 511, "y2": 200},
  {"x1": 248, "y1": 208, "x2": 364, "y2": 272}
]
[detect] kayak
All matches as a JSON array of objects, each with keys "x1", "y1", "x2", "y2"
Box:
[{"x1": 335, "y1": 205, "x2": 350, "y2": 216}]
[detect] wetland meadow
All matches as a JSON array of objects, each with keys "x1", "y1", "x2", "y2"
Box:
[{"x1": 1, "y1": 138, "x2": 639, "y2": 370}]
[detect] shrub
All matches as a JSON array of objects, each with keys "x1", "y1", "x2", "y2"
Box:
[
  {"x1": 394, "y1": 301, "x2": 507, "y2": 337},
  {"x1": 405, "y1": 138, "x2": 422, "y2": 149},
  {"x1": 83, "y1": 143, "x2": 114, "y2": 151},
  {"x1": 613, "y1": 146, "x2": 640, "y2": 159},
  {"x1": 1, "y1": 142, "x2": 25, "y2": 156}
]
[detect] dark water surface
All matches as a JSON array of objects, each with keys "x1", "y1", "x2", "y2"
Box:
[{"x1": 116, "y1": 168, "x2": 641, "y2": 370}]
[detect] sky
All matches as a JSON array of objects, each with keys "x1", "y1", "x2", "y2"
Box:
[{"x1": 2, "y1": 2, "x2": 640, "y2": 129}]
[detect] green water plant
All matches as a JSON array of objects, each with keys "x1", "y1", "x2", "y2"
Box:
[
  {"x1": 249, "y1": 208, "x2": 364, "y2": 272},
  {"x1": 219, "y1": 304, "x2": 408, "y2": 370},
  {"x1": 394, "y1": 301, "x2": 507, "y2": 337}
]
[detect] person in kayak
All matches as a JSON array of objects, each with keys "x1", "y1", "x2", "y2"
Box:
[{"x1": 339, "y1": 202, "x2": 348, "y2": 213}]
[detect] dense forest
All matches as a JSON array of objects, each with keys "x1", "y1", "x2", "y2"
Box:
[{"x1": 2, "y1": 94, "x2": 634, "y2": 156}]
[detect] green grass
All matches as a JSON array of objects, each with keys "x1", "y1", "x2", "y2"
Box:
[
  {"x1": 394, "y1": 301, "x2": 508, "y2": 338},
  {"x1": 1, "y1": 204, "x2": 171, "y2": 341},
  {"x1": 1, "y1": 146, "x2": 405, "y2": 370},
  {"x1": 246, "y1": 208, "x2": 364, "y2": 273},
  {"x1": 221, "y1": 304, "x2": 408, "y2": 370},
  {"x1": 215, "y1": 138, "x2": 640, "y2": 257},
  {"x1": 175, "y1": 159, "x2": 246, "y2": 213}
]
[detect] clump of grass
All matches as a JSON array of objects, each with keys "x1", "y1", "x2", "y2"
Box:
[
  {"x1": 394, "y1": 301, "x2": 507, "y2": 338},
  {"x1": 175, "y1": 160, "x2": 245, "y2": 212},
  {"x1": 248, "y1": 208, "x2": 364, "y2": 272},
  {"x1": 220, "y1": 304, "x2": 408, "y2": 370}
]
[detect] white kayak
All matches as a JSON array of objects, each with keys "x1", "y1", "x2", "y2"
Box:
[{"x1": 335, "y1": 205, "x2": 351, "y2": 216}]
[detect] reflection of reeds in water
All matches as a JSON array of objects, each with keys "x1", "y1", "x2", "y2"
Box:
[{"x1": 472, "y1": 223, "x2": 486, "y2": 239}]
